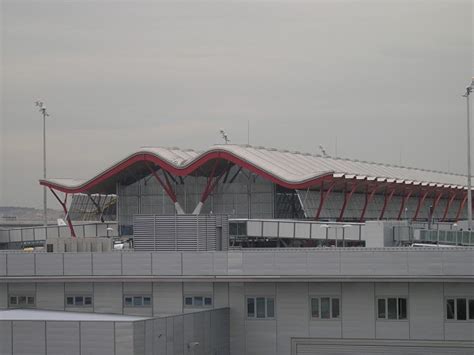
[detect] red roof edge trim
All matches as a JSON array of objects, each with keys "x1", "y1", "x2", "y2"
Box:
[{"x1": 39, "y1": 151, "x2": 335, "y2": 194}]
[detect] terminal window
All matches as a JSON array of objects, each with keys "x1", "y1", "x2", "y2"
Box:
[
  {"x1": 446, "y1": 298, "x2": 474, "y2": 321},
  {"x1": 66, "y1": 295, "x2": 92, "y2": 307},
  {"x1": 124, "y1": 295, "x2": 152, "y2": 307},
  {"x1": 377, "y1": 297, "x2": 407, "y2": 320},
  {"x1": 184, "y1": 296, "x2": 213, "y2": 308},
  {"x1": 310, "y1": 297, "x2": 340, "y2": 320},
  {"x1": 9, "y1": 295, "x2": 35, "y2": 308},
  {"x1": 247, "y1": 296, "x2": 275, "y2": 319}
]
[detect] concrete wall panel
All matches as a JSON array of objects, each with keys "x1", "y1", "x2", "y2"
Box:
[{"x1": 94, "y1": 282, "x2": 123, "y2": 314}]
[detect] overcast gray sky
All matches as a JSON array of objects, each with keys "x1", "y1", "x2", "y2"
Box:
[{"x1": 1, "y1": 0, "x2": 473, "y2": 208}]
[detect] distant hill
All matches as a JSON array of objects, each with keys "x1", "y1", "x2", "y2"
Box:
[{"x1": 0, "y1": 206, "x2": 63, "y2": 223}]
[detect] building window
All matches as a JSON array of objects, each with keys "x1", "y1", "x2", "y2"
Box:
[
  {"x1": 9, "y1": 295, "x2": 35, "y2": 308},
  {"x1": 247, "y1": 297, "x2": 275, "y2": 319},
  {"x1": 66, "y1": 295, "x2": 93, "y2": 307},
  {"x1": 377, "y1": 297, "x2": 407, "y2": 320},
  {"x1": 124, "y1": 295, "x2": 152, "y2": 307},
  {"x1": 446, "y1": 298, "x2": 474, "y2": 321},
  {"x1": 183, "y1": 296, "x2": 213, "y2": 308},
  {"x1": 310, "y1": 297, "x2": 340, "y2": 320}
]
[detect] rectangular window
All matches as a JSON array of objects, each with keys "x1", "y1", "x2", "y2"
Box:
[
  {"x1": 447, "y1": 299, "x2": 455, "y2": 319},
  {"x1": 183, "y1": 296, "x2": 213, "y2": 308},
  {"x1": 331, "y1": 298, "x2": 340, "y2": 319},
  {"x1": 387, "y1": 298, "x2": 397, "y2": 319},
  {"x1": 377, "y1": 297, "x2": 407, "y2": 320},
  {"x1": 446, "y1": 298, "x2": 474, "y2": 321},
  {"x1": 377, "y1": 299, "x2": 386, "y2": 319},
  {"x1": 185, "y1": 297, "x2": 193, "y2": 306},
  {"x1": 457, "y1": 298, "x2": 467, "y2": 320},
  {"x1": 256, "y1": 297, "x2": 266, "y2": 318},
  {"x1": 194, "y1": 296, "x2": 203, "y2": 307},
  {"x1": 310, "y1": 297, "x2": 340, "y2": 320},
  {"x1": 247, "y1": 298, "x2": 255, "y2": 318},
  {"x1": 267, "y1": 298, "x2": 275, "y2": 318},
  {"x1": 66, "y1": 295, "x2": 93, "y2": 307},
  {"x1": 398, "y1": 298, "x2": 407, "y2": 320},
  {"x1": 9, "y1": 295, "x2": 35, "y2": 308},
  {"x1": 247, "y1": 297, "x2": 275, "y2": 319},
  {"x1": 320, "y1": 297, "x2": 330, "y2": 319},
  {"x1": 469, "y1": 300, "x2": 474, "y2": 320},
  {"x1": 124, "y1": 295, "x2": 152, "y2": 307}
]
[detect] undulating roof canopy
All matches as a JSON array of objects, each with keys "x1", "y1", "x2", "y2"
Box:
[{"x1": 40, "y1": 144, "x2": 468, "y2": 195}]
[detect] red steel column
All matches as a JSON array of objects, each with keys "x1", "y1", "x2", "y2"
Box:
[
  {"x1": 315, "y1": 180, "x2": 336, "y2": 220},
  {"x1": 430, "y1": 191, "x2": 443, "y2": 218},
  {"x1": 441, "y1": 192, "x2": 457, "y2": 222},
  {"x1": 455, "y1": 193, "x2": 468, "y2": 222},
  {"x1": 338, "y1": 181, "x2": 359, "y2": 222},
  {"x1": 359, "y1": 183, "x2": 381, "y2": 222},
  {"x1": 49, "y1": 188, "x2": 76, "y2": 238},
  {"x1": 413, "y1": 189, "x2": 430, "y2": 221},
  {"x1": 145, "y1": 162, "x2": 184, "y2": 214},
  {"x1": 397, "y1": 188, "x2": 413, "y2": 220},
  {"x1": 379, "y1": 187, "x2": 396, "y2": 220}
]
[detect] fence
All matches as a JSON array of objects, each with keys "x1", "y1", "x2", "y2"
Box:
[{"x1": 0, "y1": 222, "x2": 118, "y2": 244}]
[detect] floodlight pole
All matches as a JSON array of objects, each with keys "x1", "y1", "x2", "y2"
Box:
[
  {"x1": 36, "y1": 101, "x2": 49, "y2": 227},
  {"x1": 463, "y1": 80, "x2": 473, "y2": 230}
]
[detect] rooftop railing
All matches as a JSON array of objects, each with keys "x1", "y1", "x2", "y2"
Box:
[{"x1": 0, "y1": 247, "x2": 472, "y2": 279}]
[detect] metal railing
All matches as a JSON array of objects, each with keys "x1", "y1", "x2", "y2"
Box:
[{"x1": 0, "y1": 222, "x2": 118, "y2": 244}]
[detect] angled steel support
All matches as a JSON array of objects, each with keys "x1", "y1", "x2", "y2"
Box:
[
  {"x1": 88, "y1": 194, "x2": 105, "y2": 223},
  {"x1": 379, "y1": 187, "x2": 396, "y2": 220},
  {"x1": 441, "y1": 192, "x2": 457, "y2": 222},
  {"x1": 145, "y1": 162, "x2": 185, "y2": 214},
  {"x1": 192, "y1": 160, "x2": 230, "y2": 215},
  {"x1": 49, "y1": 188, "x2": 76, "y2": 238},
  {"x1": 397, "y1": 189, "x2": 413, "y2": 220},
  {"x1": 455, "y1": 193, "x2": 468, "y2": 222},
  {"x1": 430, "y1": 191, "x2": 443, "y2": 219},
  {"x1": 413, "y1": 189, "x2": 430, "y2": 221},
  {"x1": 359, "y1": 183, "x2": 380, "y2": 222},
  {"x1": 315, "y1": 180, "x2": 336, "y2": 220},
  {"x1": 338, "y1": 181, "x2": 360, "y2": 221}
]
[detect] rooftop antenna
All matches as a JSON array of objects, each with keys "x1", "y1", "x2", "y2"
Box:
[
  {"x1": 219, "y1": 129, "x2": 230, "y2": 144},
  {"x1": 319, "y1": 144, "x2": 328, "y2": 157}
]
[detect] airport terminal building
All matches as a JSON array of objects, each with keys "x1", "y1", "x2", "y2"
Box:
[{"x1": 0, "y1": 144, "x2": 473, "y2": 354}]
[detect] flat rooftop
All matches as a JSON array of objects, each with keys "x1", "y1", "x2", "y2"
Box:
[{"x1": 0, "y1": 309, "x2": 151, "y2": 322}]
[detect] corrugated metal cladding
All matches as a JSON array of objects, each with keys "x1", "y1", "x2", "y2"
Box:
[
  {"x1": 0, "y1": 308, "x2": 230, "y2": 355},
  {"x1": 133, "y1": 215, "x2": 229, "y2": 251}
]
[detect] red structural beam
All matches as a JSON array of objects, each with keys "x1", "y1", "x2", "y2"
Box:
[
  {"x1": 146, "y1": 163, "x2": 178, "y2": 202},
  {"x1": 315, "y1": 180, "x2": 336, "y2": 220},
  {"x1": 413, "y1": 189, "x2": 430, "y2": 220},
  {"x1": 338, "y1": 181, "x2": 360, "y2": 221},
  {"x1": 39, "y1": 151, "x2": 335, "y2": 193},
  {"x1": 455, "y1": 193, "x2": 468, "y2": 222},
  {"x1": 379, "y1": 188, "x2": 396, "y2": 220},
  {"x1": 49, "y1": 188, "x2": 76, "y2": 238},
  {"x1": 441, "y1": 192, "x2": 457, "y2": 222},
  {"x1": 359, "y1": 183, "x2": 382, "y2": 222},
  {"x1": 397, "y1": 188, "x2": 413, "y2": 220},
  {"x1": 430, "y1": 191, "x2": 444, "y2": 218}
]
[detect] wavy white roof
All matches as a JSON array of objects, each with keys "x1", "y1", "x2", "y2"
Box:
[{"x1": 40, "y1": 144, "x2": 467, "y2": 193}]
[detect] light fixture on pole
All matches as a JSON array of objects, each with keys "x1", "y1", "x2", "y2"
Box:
[
  {"x1": 35, "y1": 101, "x2": 50, "y2": 227},
  {"x1": 462, "y1": 78, "x2": 474, "y2": 230}
]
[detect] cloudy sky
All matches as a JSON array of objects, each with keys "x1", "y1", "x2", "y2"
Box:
[{"x1": 1, "y1": 0, "x2": 473, "y2": 208}]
